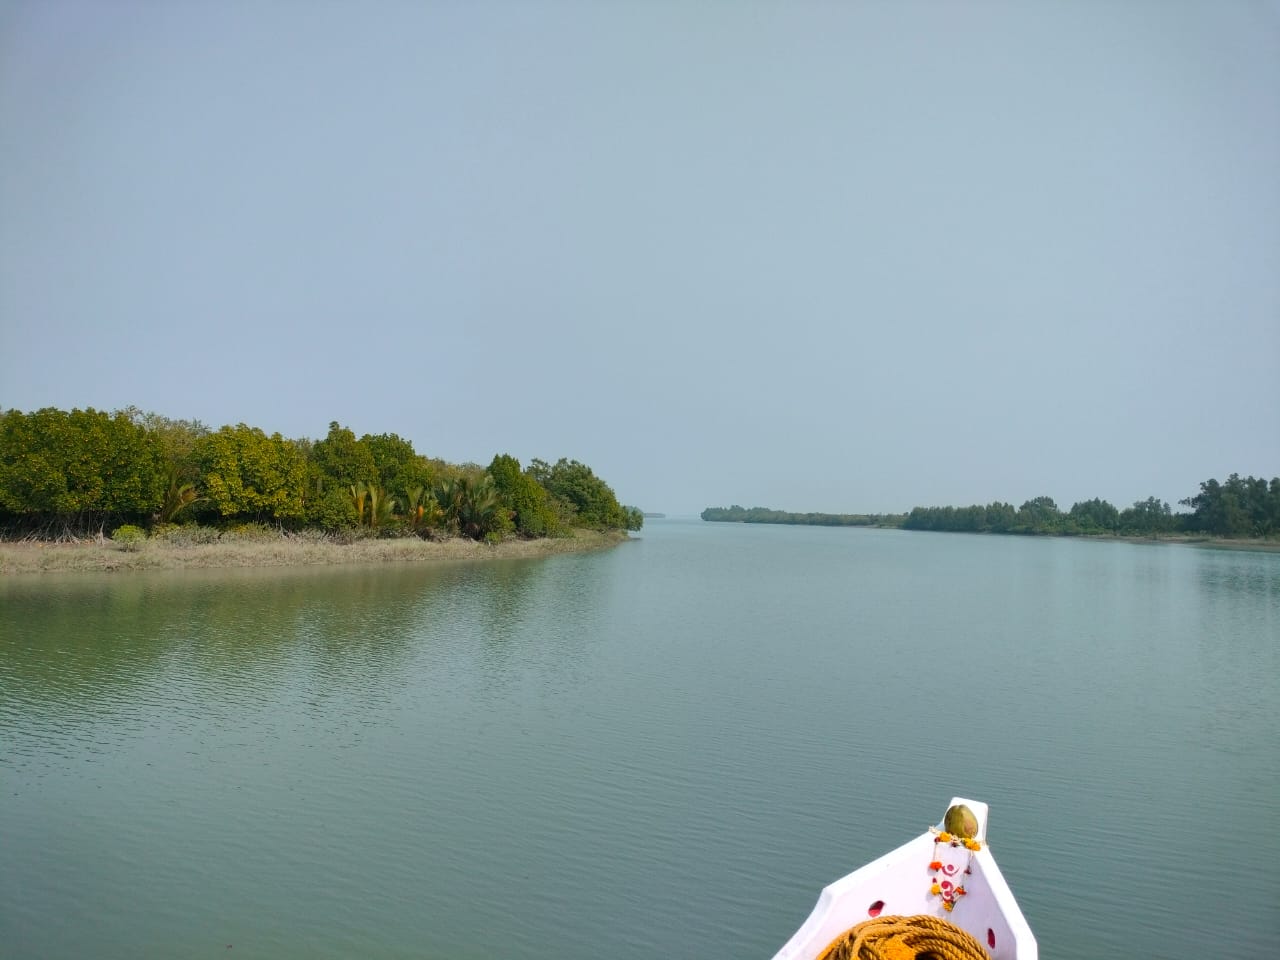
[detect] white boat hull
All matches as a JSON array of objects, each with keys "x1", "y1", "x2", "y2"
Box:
[{"x1": 772, "y1": 798, "x2": 1037, "y2": 959}]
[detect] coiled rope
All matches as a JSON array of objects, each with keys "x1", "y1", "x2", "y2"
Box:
[{"x1": 816, "y1": 914, "x2": 989, "y2": 960}]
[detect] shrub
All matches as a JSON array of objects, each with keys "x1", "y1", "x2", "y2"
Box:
[
  {"x1": 111, "y1": 524, "x2": 147, "y2": 551},
  {"x1": 303, "y1": 485, "x2": 359, "y2": 531}
]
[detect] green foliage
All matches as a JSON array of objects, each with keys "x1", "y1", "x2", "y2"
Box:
[
  {"x1": 403, "y1": 484, "x2": 444, "y2": 534},
  {"x1": 1, "y1": 406, "x2": 637, "y2": 546},
  {"x1": 527, "y1": 458, "x2": 629, "y2": 530},
  {"x1": 1180, "y1": 474, "x2": 1280, "y2": 537},
  {"x1": 901, "y1": 502, "x2": 1011, "y2": 532},
  {"x1": 702, "y1": 505, "x2": 897, "y2": 527},
  {"x1": 310, "y1": 422, "x2": 377, "y2": 488},
  {"x1": 362, "y1": 432, "x2": 434, "y2": 498},
  {"x1": 345, "y1": 480, "x2": 399, "y2": 530},
  {"x1": 111, "y1": 524, "x2": 147, "y2": 551},
  {"x1": 124, "y1": 407, "x2": 209, "y2": 481},
  {"x1": 903, "y1": 475, "x2": 1278, "y2": 540},
  {"x1": 435, "y1": 474, "x2": 511, "y2": 541},
  {"x1": 1015, "y1": 496, "x2": 1062, "y2": 534},
  {"x1": 366, "y1": 482, "x2": 398, "y2": 529},
  {"x1": 194, "y1": 424, "x2": 307, "y2": 523},
  {"x1": 303, "y1": 482, "x2": 358, "y2": 531},
  {"x1": 349, "y1": 481, "x2": 370, "y2": 527},
  {"x1": 0, "y1": 407, "x2": 166, "y2": 530},
  {"x1": 1118, "y1": 496, "x2": 1175, "y2": 536},
  {"x1": 1068, "y1": 498, "x2": 1120, "y2": 533},
  {"x1": 623, "y1": 505, "x2": 645, "y2": 531},
  {"x1": 157, "y1": 465, "x2": 204, "y2": 523},
  {"x1": 488, "y1": 454, "x2": 562, "y2": 537}
]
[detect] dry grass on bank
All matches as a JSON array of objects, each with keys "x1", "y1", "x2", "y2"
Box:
[{"x1": 0, "y1": 528, "x2": 629, "y2": 575}]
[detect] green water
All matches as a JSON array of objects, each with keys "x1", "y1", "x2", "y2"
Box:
[{"x1": 2, "y1": 520, "x2": 1277, "y2": 958}]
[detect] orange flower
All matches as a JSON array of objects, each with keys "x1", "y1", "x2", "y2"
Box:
[
  {"x1": 943, "y1": 900, "x2": 955, "y2": 912},
  {"x1": 929, "y1": 861, "x2": 943, "y2": 871},
  {"x1": 930, "y1": 883, "x2": 941, "y2": 895},
  {"x1": 937, "y1": 832, "x2": 952, "y2": 843},
  {"x1": 964, "y1": 840, "x2": 982, "y2": 851}
]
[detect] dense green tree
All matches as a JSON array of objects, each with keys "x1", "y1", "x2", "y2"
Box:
[
  {"x1": 1118, "y1": 496, "x2": 1175, "y2": 535},
  {"x1": 1015, "y1": 496, "x2": 1062, "y2": 534},
  {"x1": 194, "y1": 424, "x2": 307, "y2": 522},
  {"x1": 623, "y1": 505, "x2": 645, "y2": 531},
  {"x1": 362, "y1": 432, "x2": 434, "y2": 499},
  {"x1": 488, "y1": 454, "x2": 561, "y2": 537},
  {"x1": 704, "y1": 504, "x2": 894, "y2": 528},
  {"x1": 984, "y1": 502, "x2": 1018, "y2": 532},
  {"x1": 528, "y1": 457, "x2": 632, "y2": 530},
  {"x1": 122, "y1": 409, "x2": 212, "y2": 523},
  {"x1": 0, "y1": 407, "x2": 166, "y2": 531},
  {"x1": 122, "y1": 407, "x2": 209, "y2": 478},
  {"x1": 0, "y1": 406, "x2": 640, "y2": 541},
  {"x1": 1069, "y1": 498, "x2": 1120, "y2": 533},
  {"x1": 310, "y1": 422, "x2": 377, "y2": 488},
  {"x1": 303, "y1": 482, "x2": 358, "y2": 530},
  {"x1": 1180, "y1": 474, "x2": 1279, "y2": 537}
]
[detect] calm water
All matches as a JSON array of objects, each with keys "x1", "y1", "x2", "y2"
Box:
[{"x1": 2, "y1": 520, "x2": 1278, "y2": 958}]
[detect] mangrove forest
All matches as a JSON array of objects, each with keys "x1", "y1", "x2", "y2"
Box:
[
  {"x1": 0, "y1": 406, "x2": 643, "y2": 542},
  {"x1": 704, "y1": 474, "x2": 1280, "y2": 540}
]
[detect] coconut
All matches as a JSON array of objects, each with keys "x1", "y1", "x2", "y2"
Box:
[{"x1": 943, "y1": 804, "x2": 979, "y2": 839}]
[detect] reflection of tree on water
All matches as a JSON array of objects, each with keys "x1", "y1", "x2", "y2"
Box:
[
  {"x1": 468, "y1": 552, "x2": 618, "y2": 701},
  {"x1": 1, "y1": 554, "x2": 623, "y2": 775},
  {"x1": 0, "y1": 567, "x2": 435, "y2": 744},
  {"x1": 1194, "y1": 547, "x2": 1280, "y2": 601}
]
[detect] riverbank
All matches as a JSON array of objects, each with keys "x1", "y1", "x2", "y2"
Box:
[
  {"x1": 1076, "y1": 532, "x2": 1280, "y2": 552},
  {"x1": 0, "y1": 528, "x2": 630, "y2": 575}
]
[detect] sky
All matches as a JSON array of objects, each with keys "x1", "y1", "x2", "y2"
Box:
[{"x1": 2, "y1": 1, "x2": 1277, "y2": 516}]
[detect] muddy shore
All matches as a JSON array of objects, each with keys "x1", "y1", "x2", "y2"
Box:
[{"x1": 0, "y1": 529, "x2": 629, "y2": 575}]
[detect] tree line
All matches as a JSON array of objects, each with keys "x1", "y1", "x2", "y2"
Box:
[
  {"x1": 703, "y1": 474, "x2": 1280, "y2": 540},
  {"x1": 902, "y1": 476, "x2": 1279, "y2": 538},
  {"x1": 700, "y1": 505, "x2": 899, "y2": 527},
  {"x1": 0, "y1": 406, "x2": 643, "y2": 541}
]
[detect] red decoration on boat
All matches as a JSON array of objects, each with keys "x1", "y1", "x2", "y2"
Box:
[{"x1": 867, "y1": 900, "x2": 884, "y2": 917}]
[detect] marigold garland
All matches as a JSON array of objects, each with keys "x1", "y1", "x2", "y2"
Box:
[{"x1": 926, "y1": 827, "x2": 980, "y2": 912}]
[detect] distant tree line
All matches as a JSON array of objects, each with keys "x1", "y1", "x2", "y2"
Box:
[
  {"x1": 700, "y1": 505, "x2": 901, "y2": 527},
  {"x1": 904, "y1": 475, "x2": 1280, "y2": 538},
  {"x1": 901, "y1": 496, "x2": 1176, "y2": 536},
  {"x1": 702, "y1": 474, "x2": 1280, "y2": 540},
  {"x1": 0, "y1": 406, "x2": 643, "y2": 541}
]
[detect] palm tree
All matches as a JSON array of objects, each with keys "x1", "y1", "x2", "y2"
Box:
[
  {"x1": 433, "y1": 477, "x2": 461, "y2": 535},
  {"x1": 434, "y1": 475, "x2": 504, "y2": 539},
  {"x1": 404, "y1": 484, "x2": 443, "y2": 534},
  {"x1": 455, "y1": 475, "x2": 504, "y2": 540},
  {"x1": 349, "y1": 481, "x2": 370, "y2": 526},
  {"x1": 157, "y1": 465, "x2": 203, "y2": 523},
  {"x1": 366, "y1": 483, "x2": 397, "y2": 528}
]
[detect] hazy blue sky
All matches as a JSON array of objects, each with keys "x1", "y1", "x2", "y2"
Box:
[{"x1": 2, "y1": 1, "x2": 1277, "y2": 516}]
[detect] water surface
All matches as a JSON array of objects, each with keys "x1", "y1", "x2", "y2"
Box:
[{"x1": 2, "y1": 521, "x2": 1277, "y2": 958}]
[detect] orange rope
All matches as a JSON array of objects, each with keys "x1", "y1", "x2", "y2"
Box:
[{"x1": 816, "y1": 914, "x2": 989, "y2": 960}]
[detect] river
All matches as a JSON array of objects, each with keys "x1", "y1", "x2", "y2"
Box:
[{"x1": 2, "y1": 519, "x2": 1277, "y2": 958}]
